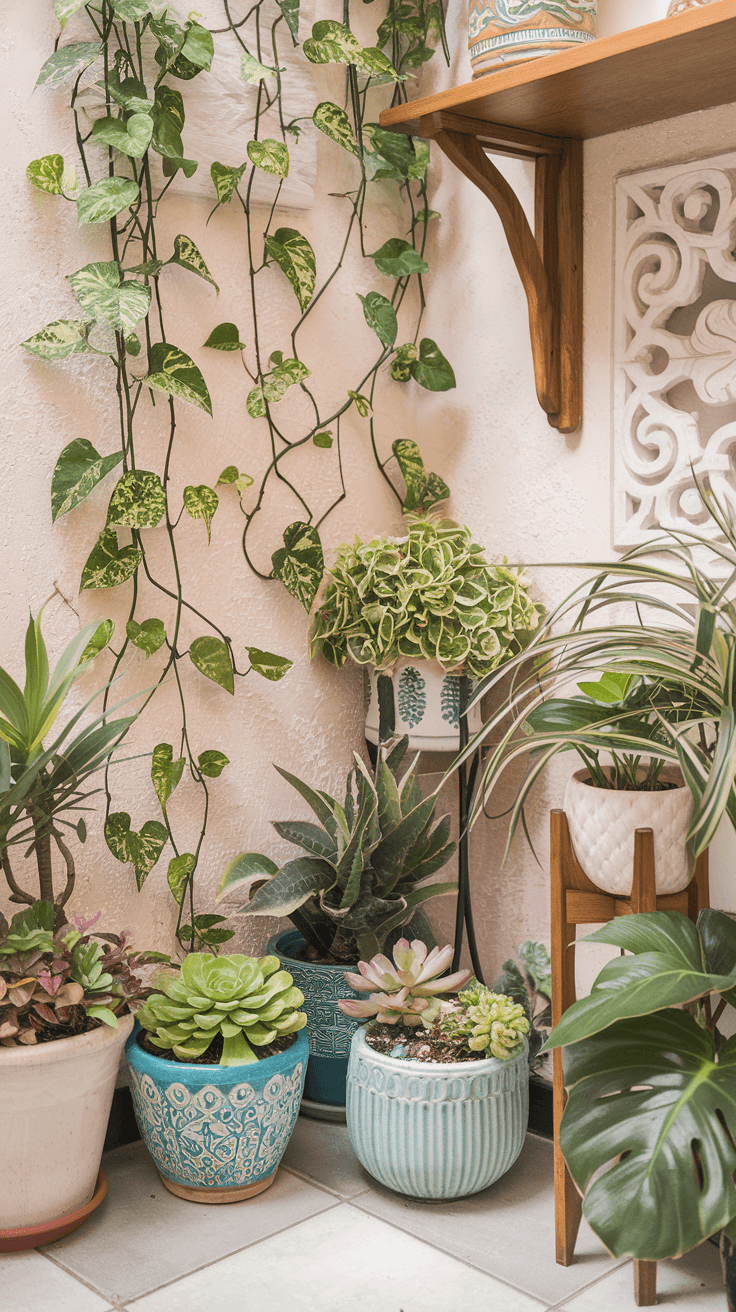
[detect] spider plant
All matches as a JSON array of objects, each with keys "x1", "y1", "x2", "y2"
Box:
[{"x1": 460, "y1": 481, "x2": 736, "y2": 861}]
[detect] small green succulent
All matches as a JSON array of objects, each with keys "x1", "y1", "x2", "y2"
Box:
[
  {"x1": 441, "y1": 981, "x2": 530, "y2": 1061},
  {"x1": 136, "y1": 952, "x2": 307, "y2": 1066}
]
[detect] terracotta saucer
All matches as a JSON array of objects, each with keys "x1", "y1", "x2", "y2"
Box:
[{"x1": 0, "y1": 1170, "x2": 108, "y2": 1253}]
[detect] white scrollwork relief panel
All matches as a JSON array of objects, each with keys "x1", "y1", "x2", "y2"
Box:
[{"x1": 614, "y1": 152, "x2": 736, "y2": 548}]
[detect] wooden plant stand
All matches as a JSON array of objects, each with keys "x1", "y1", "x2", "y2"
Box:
[{"x1": 550, "y1": 809, "x2": 710, "y2": 1307}]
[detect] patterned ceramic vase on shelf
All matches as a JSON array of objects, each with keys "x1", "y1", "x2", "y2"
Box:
[
  {"x1": 365, "y1": 661, "x2": 483, "y2": 753},
  {"x1": 469, "y1": 0, "x2": 598, "y2": 77},
  {"x1": 667, "y1": 0, "x2": 718, "y2": 15}
]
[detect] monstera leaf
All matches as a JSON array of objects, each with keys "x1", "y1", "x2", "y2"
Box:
[{"x1": 561, "y1": 1011, "x2": 736, "y2": 1260}]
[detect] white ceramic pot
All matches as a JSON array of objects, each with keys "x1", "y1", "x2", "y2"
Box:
[
  {"x1": 365, "y1": 660, "x2": 483, "y2": 753},
  {"x1": 563, "y1": 769, "x2": 695, "y2": 895},
  {"x1": 0, "y1": 1013, "x2": 134, "y2": 1229}
]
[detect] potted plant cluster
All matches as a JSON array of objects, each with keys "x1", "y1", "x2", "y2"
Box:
[
  {"x1": 545, "y1": 908, "x2": 736, "y2": 1309},
  {"x1": 127, "y1": 951, "x2": 308, "y2": 1202},
  {"x1": 466, "y1": 482, "x2": 736, "y2": 891},
  {"x1": 341, "y1": 938, "x2": 530, "y2": 1199},
  {"x1": 217, "y1": 736, "x2": 458, "y2": 1110},
  {"x1": 309, "y1": 515, "x2": 543, "y2": 751},
  {"x1": 0, "y1": 611, "x2": 155, "y2": 1249}
]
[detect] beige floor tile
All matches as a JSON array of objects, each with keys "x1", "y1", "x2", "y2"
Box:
[
  {"x1": 127, "y1": 1203, "x2": 546, "y2": 1312},
  {"x1": 557, "y1": 1241, "x2": 724, "y2": 1310},
  {"x1": 40, "y1": 1140, "x2": 337, "y2": 1303},
  {"x1": 353, "y1": 1133, "x2": 626, "y2": 1305},
  {"x1": 0, "y1": 1250, "x2": 114, "y2": 1311},
  {"x1": 281, "y1": 1117, "x2": 375, "y2": 1198}
]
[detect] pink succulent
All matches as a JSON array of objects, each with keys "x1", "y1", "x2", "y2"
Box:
[{"x1": 339, "y1": 939, "x2": 472, "y2": 1029}]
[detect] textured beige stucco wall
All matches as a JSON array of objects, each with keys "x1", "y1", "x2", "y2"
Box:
[{"x1": 2, "y1": 3, "x2": 735, "y2": 994}]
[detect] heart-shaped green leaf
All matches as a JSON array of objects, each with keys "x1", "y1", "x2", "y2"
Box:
[
  {"x1": 107, "y1": 470, "x2": 166, "y2": 528},
  {"x1": 189, "y1": 636, "x2": 234, "y2": 694},
  {"x1": 145, "y1": 343, "x2": 212, "y2": 415},
  {"x1": 27, "y1": 154, "x2": 65, "y2": 195},
  {"x1": 90, "y1": 112, "x2": 153, "y2": 159},
  {"x1": 168, "y1": 235, "x2": 218, "y2": 292},
  {"x1": 77, "y1": 177, "x2": 140, "y2": 227},
  {"x1": 264, "y1": 228, "x2": 315, "y2": 313},
  {"x1": 246, "y1": 647, "x2": 293, "y2": 682},
  {"x1": 370, "y1": 238, "x2": 428, "y2": 278},
  {"x1": 313, "y1": 431, "x2": 333, "y2": 448},
  {"x1": 210, "y1": 161, "x2": 247, "y2": 204},
  {"x1": 36, "y1": 42, "x2": 102, "y2": 88},
  {"x1": 68, "y1": 262, "x2": 151, "y2": 332},
  {"x1": 240, "y1": 50, "x2": 277, "y2": 84},
  {"x1": 358, "y1": 291, "x2": 397, "y2": 348},
  {"x1": 126, "y1": 617, "x2": 167, "y2": 657},
  {"x1": 80, "y1": 527, "x2": 142, "y2": 590},
  {"x1": 167, "y1": 852, "x2": 195, "y2": 905},
  {"x1": 271, "y1": 522, "x2": 323, "y2": 611},
  {"x1": 22, "y1": 319, "x2": 91, "y2": 361},
  {"x1": 183, "y1": 485, "x2": 218, "y2": 544},
  {"x1": 313, "y1": 102, "x2": 357, "y2": 155},
  {"x1": 277, "y1": 0, "x2": 300, "y2": 39},
  {"x1": 197, "y1": 749, "x2": 229, "y2": 778},
  {"x1": 152, "y1": 742, "x2": 185, "y2": 812},
  {"x1": 51, "y1": 439, "x2": 124, "y2": 521},
  {"x1": 410, "y1": 337, "x2": 456, "y2": 392},
  {"x1": 204, "y1": 324, "x2": 246, "y2": 351},
  {"x1": 151, "y1": 85, "x2": 185, "y2": 158},
  {"x1": 247, "y1": 139, "x2": 289, "y2": 178},
  {"x1": 79, "y1": 619, "x2": 115, "y2": 663},
  {"x1": 392, "y1": 439, "x2": 449, "y2": 514},
  {"x1": 105, "y1": 812, "x2": 168, "y2": 889}
]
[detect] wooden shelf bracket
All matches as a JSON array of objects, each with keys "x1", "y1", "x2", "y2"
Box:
[{"x1": 418, "y1": 111, "x2": 582, "y2": 433}]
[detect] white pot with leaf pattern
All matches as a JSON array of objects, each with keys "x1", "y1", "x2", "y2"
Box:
[{"x1": 365, "y1": 661, "x2": 483, "y2": 753}]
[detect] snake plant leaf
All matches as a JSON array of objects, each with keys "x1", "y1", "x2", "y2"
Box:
[
  {"x1": 273, "y1": 765, "x2": 340, "y2": 833},
  {"x1": 77, "y1": 177, "x2": 140, "y2": 227},
  {"x1": 272, "y1": 820, "x2": 338, "y2": 861},
  {"x1": 358, "y1": 291, "x2": 397, "y2": 348},
  {"x1": 313, "y1": 102, "x2": 358, "y2": 155},
  {"x1": 411, "y1": 337, "x2": 456, "y2": 392},
  {"x1": 80, "y1": 527, "x2": 142, "y2": 590},
  {"x1": 90, "y1": 112, "x2": 153, "y2": 159},
  {"x1": 197, "y1": 749, "x2": 229, "y2": 778},
  {"x1": 392, "y1": 439, "x2": 449, "y2": 513},
  {"x1": 245, "y1": 857, "x2": 335, "y2": 917},
  {"x1": 210, "y1": 161, "x2": 247, "y2": 203},
  {"x1": 152, "y1": 743, "x2": 185, "y2": 812},
  {"x1": 239, "y1": 50, "x2": 278, "y2": 84},
  {"x1": 107, "y1": 470, "x2": 166, "y2": 528},
  {"x1": 247, "y1": 139, "x2": 289, "y2": 178},
  {"x1": 272, "y1": 522, "x2": 324, "y2": 611},
  {"x1": 189, "y1": 636, "x2": 234, "y2": 694},
  {"x1": 264, "y1": 228, "x2": 315, "y2": 313},
  {"x1": 372, "y1": 796, "x2": 437, "y2": 893},
  {"x1": 277, "y1": 0, "x2": 300, "y2": 40},
  {"x1": 79, "y1": 619, "x2": 115, "y2": 663},
  {"x1": 51, "y1": 439, "x2": 124, "y2": 521},
  {"x1": 561, "y1": 1012, "x2": 736, "y2": 1260},
  {"x1": 370, "y1": 238, "x2": 428, "y2": 278},
  {"x1": 168, "y1": 235, "x2": 219, "y2": 292},
  {"x1": 151, "y1": 85, "x2": 185, "y2": 158},
  {"x1": 104, "y1": 812, "x2": 168, "y2": 889},
  {"x1": 126, "y1": 617, "x2": 167, "y2": 657},
  {"x1": 203, "y1": 323, "x2": 246, "y2": 351},
  {"x1": 245, "y1": 647, "x2": 293, "y2": 682},
  {"x1": 27, "y1": 154, "x2": 65, "y2": 195},
  {"x1": 216, "y1": 852, "x2": 279, "y2": 902},
  {"x1": 68, "y1": 262, "x2": 151, "y2": 332},
  {"x1": 145, "y1": 343, "x2": 213, "y2": 415},
  {"x1": 36, "y1": 42, "x2": 101, "y2": 87},
  {"x1": 183, "y1": 485, "x2": 218, "y2": 544},
  {"x1": 167, "y1": 853, "x2": 195, "y2": 906},
  {"x1": 22, "y1": 319, "x2": 91, "y2": 361},
  {"x1": 402, "y1": 813, "x2": 454, "y2": 883},
  {"x1": 544, "y1": 912, "x2": 736, "y2": 1051}
]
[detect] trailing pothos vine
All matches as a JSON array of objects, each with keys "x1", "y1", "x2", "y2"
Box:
[{"x1": 23, "y1": 0, "x2": 454, "y2": 950}]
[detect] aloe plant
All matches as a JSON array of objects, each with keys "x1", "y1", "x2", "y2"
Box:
[
  {"x1": 136, "y1": 952, "x2": 306, "y2": 1066},
  {"x1": 309, "y1": 516, "x2": 543, "y2": 679},
  {"x1": 338, "y1": 939, "x2": 472, "y2": 1027},
  {"x1": 217, "y1": 737, "x2": 457, "y2": 963},
  {"x1": 0, "y1": 611, "x2": 138, "y2": 924}
]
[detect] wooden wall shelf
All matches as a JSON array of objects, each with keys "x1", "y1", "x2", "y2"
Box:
[{"x1": 379, "y1": 2, "x2": 736, "y2": 433}]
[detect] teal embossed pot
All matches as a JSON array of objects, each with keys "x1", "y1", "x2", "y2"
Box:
[
  {"x1": 126, "y1": 1023, "x2": 308, "y2": 1203},
  {"x1": 269, "y1": 930, "x2": 361, "y2": 1110},
  {"x1": 346, "y1": 1027, "x2": 529, "y2": 1198}
]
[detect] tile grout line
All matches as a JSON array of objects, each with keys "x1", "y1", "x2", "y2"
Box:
[
  {"x1": 543, "y1": 1257, "x2": 633, "y2": 1311},
  {"x1": 279, "y1": 1162, "x2": 375, "y2": 1202},
  {"x1": 37, "y1": 1248, "x2": 129, "y2": 1308}
]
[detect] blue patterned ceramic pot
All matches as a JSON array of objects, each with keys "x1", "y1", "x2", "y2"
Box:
[
  {"x1": 126, "y1": 1023, "x2": 308, "y2": 1202},
  {"x1": 469, "y1": 0, "x2": 597, "y2": 78},
  {"x1": 365, "y1": 661, "x2": 482, "y2": 753},
  {"x1": 268, "y1": 930, "x2": 360, "y2": 1109},
  {"x1": 346, "y1": 1027, "x2": 529, "y2": 1199}
]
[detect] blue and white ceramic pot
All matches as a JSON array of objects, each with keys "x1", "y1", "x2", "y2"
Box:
[
  {"x1": 346, "y1": 1027, "x2": 529, "y2": 1199},
  {"x1": 468, "y1": 1, "x2": 597, "y2": 78},
  {"x1": 365, "y1": 660, "x2": 483, "y2": 754},
  {"x1": 126, "y1": 1023, "x2": 308, "y2": 1202},
  {"x1": 268, "y1": 930, "x2": 360, "y2": 1111}
]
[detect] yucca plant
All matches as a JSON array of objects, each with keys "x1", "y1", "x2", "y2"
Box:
[
  {"x1": 309, "y1": 516, "x2": 543, "y2": 679},
  {"x1": 136, "y1": 952, "x2": 307, "y2": 1066},
  {"x1": 0, "y1": 610, "x2": 137, "y2": 925},
  {"x1": 338, "y1": 939, "x2": 472, "y2": 1027},
  {"x1": 217, "y1": 737, "x2": 457, "y2": 963},
  {"x1": 462, "y1": 482, "x2": 736, "y2": 860}
]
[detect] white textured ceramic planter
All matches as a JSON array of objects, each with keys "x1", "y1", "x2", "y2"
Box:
[
  {"x1": 346, "y1": 1027, "x2": 528, "y2": 1199},
  {"x1": 365, "y1": 661, "x2": 482, "y2": 753},
  {"x1": 0, "y1": 1013, "x2": 134, "y2": 1229},
  {"x1": 563, "y1": 769, "x2": 695, "y2": 895}
]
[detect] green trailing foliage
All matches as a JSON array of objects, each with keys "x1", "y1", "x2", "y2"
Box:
[
  {"x1": 310, "y1": 516, "x2": 543, "y2": 678},
  {"x1": 217, "y1": 736, "x2": 457, "y2": 963},
  {"x1": 136, "y1": 951, "x2": 307, "y2": 1066}
]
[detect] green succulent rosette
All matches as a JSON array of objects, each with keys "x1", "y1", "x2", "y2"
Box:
[{"x1": 136, "y1": 951, "x2": 307, "y2": 1066}]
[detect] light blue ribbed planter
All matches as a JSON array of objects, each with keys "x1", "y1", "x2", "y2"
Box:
[
  {"x1": 126, "y1": 1024, "x2": 308, "y2": 1202},
  {"x1": 346, "y1": 1027, "x2": 528, "y2": 1199}
]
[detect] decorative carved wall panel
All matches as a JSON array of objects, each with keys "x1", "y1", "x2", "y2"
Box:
[{"x1": 614, "y1": 150, "x2": 736, "y2": 547}]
